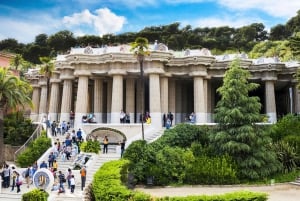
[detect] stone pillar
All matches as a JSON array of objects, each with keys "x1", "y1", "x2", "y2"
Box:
[
  {"x1": 31, "y1": 85, "x2": 40, "y2": 122},
  {"x1": 38, "y1": 77, "x2": 48, "y2": 121},
  {"x1": 160, "y1": 77, "x2": 168, "y2": 125},
  {"x1": 111, "y1": 74, "x2": 123, "y2": 123},
  {"x1": 149, "y1": 73, "x2": 161, "y2": 127},
  {"x1": 94, "y1": 78, "x2": 103, "y2": 123},
  {"x1": 60, "y1": 79, "x2": 73, "y2": 122},
  {"x1": 169, "y1": 79, "x2": 176, "y2": 122},
  {"x1": 107, "y1": 79, "x2": 112, "y2": 123},
  {"x1": 48, "y1": 73, "x2": 60, "y2": 122},
  {"x1": 126, "y1": 78, "x2": 135, "y2": 123},
  {"x1": 194, "y1": 76, "x2": 206, "y2": 123},
  {"x1": 293, "y1": 85, "x2": 300, "y2": 114},
  {"x1": 75, "y1": 76, "x2": 89, "y2": 128},
  {"x1": 265, "y1": 80, "x2": 277, "y2": 123},
  {"x1": 175, "y1": 81, "x2": 182, "y2": 123},
  {"x1": 206, "y1": 79, "x2": 212, "y2": 123}
]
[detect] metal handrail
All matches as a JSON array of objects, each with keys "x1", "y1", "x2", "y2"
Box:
[{"x1": 14, "y1": 121, "x2": 44, "y2": 162}]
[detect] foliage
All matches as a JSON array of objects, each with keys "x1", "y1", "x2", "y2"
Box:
[
  {"x1": 155, "y1": 191, "x2": 267, "y2": 201},
  {"x1": 249, "y1": 40, "x2": 292, "y2": 61},
  {"x1": 211, "y1": 59, "x2": 282, "y2": 180},
  {"x1": 16, "y1": 131, "x2": 51, "y2": 167},
  {"x1": 0, "y1": 68, "x2": 33, "y2": 110},
  {"x1": 92, "y1": 159, "x2": 151, "y2": 201},
  {"x1": 22, "y1": 189, "x2": 49, "y2": 201},
  {"x1": 185, "y1": 155, "x2": 238, "y2": 184},
  {"x1": 271, "y1": 141, "x2": 299, "y2": 173},
  {"x1": 80, "y1": 140, "x2": 101, "y2": 154},
  {"x1": 270, "y1": 114, "x2": 300, "y2": 142},
  {"x1": 151, "y1": 146, "x2": 195, "y2": 185},
  {"x1": 288, "y1": 32, "x2": 300, "y2": 60},
  {"x1": 157, "y1": 123, "x2": 210, "y2": 148},
  {"x1": 4, "y1": 111, "x2": 35, "y2": 145}
]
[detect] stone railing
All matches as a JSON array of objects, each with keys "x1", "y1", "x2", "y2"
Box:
[{"x1": 14, "y1": 122, "x2": 44, "y2": 161}]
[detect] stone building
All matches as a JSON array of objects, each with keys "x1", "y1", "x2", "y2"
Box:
[{"x1": 26, "y1": 43, "x2": 300, "y2": 131}]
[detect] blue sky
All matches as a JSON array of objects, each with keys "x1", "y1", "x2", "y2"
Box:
[{"x1": 0, "y1": 0, "x2": 299, "y2": 44}]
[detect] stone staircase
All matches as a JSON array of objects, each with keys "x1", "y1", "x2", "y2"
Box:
[
  {"x1": 290, "y1": 177, "x2": 300, "y2": 186},
  {"x1": 1, "y1": 126, "x2": 165, "y2": 201}
]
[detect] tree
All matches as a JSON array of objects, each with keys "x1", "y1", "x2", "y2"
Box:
[
  {"x1": 130, "y1": 37, "x2": 150, "y2": 140},
  {"x1": 39, "y1": 57, "x2": 55, "y2": 125},
  {"x1": 211, "y1": 59, "x2": 281, "y2": 180},
  {"x1": 289, "y1": 32, "x2": 300, "y2": 59},
  {"x1": 47, "y1": 30, "x2": 76, "y2": 53},
  {"x1": 0, "y1": 68, "x2": 32, "y2": 163}
]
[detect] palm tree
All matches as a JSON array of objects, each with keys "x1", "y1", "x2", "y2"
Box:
[
  {"x1": 0, "y1": 67, "x2": 33, "y2": 163},
  {"x1": 130, "y1": 37, "x2": 150, "y2": 140},
  {"x1": 39, "y1": 56, "x2": 54, "y2": 126}
]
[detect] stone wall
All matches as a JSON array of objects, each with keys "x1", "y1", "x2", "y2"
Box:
[{"x1": 4, "y1": 144, "x2": 21, "y2": 162}]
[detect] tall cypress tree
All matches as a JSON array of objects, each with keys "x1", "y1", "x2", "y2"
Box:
[{"x1": 211, "y1": 59, "x2": 282, "y2": 180}]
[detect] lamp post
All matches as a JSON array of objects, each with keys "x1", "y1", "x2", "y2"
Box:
[{"x1": 137, "y1": 54, "x2": 145, "y2": 140}]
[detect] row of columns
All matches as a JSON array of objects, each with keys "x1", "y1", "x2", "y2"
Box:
[{"x1": 31, "y1": 73, "x2": 297, "y2": 127}]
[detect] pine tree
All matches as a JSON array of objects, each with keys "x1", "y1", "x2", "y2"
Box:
[{"x1": 212, "y1": 59, "x2": 282, "y2": 180}]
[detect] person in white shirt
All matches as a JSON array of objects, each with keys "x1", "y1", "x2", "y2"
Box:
[{"x1": 70, "y1": 175, "x2": 75, "y2": 193}]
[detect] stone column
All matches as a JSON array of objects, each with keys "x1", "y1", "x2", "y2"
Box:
[
  {"x1": 206, "y1": 79, "x2": 212, "y2": 123},
  {"x1": 94, "y1": 78, "x2": 103, "y2": 123},
  {"x1": 75, "y1": 76, "x2": 89, "y2": 128},
  {"x1": 194, "y1": 76, "x2": 206, "y2": 123},
  {"x1": 38, "y1": 77, "x2": 48, "y2": 121},
  {"x1": 60, "y1": 79, "x2": 73, "y2": 122},
  {"x1": 293, "y1": 85, "x2": 300, "y2": 114},
  {"x1": 169, "y1": 79, "x2": 176, "y2": 122},
  {"x1": 126, "y1": 78, "x2": 135, "y2": 123},
  {"x1": 30, "y1": 84, "x2": 40, "y2": 122},
  {"x1": 48, "y1": 73, "x2": 61, "y2": 122},
  {"x1": 265, "y1": 80, "x2": 277, "y2": 123},
  {"x1": 160, "y1": 77, "x2": 168, "y2": 125},
  {"x1": 106, "y1": 79, "x2": 112, "y2": 123},
  {"x1": 111, "y1": 74, "x2": 123, "y2": 123},
  {"x1": 149, "y1": 73, "x2": 161, "y2": 127}
]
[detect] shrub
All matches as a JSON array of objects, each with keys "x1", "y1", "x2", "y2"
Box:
[
  {"x1": 81, "y1": 140, "x2": 101, "y2": 153},
  {"x1": 22, "y1": 189, "x2": 49, "y2": 201},
  {"x1": 4, "y1": 111, "x2": 36, "y2": 145},
  {"x1": 16, "y1": 131, "x2": 51, "y2": 167},
  {"x1": 185, "y1": 155, "x2": 238, "y2": 184}
]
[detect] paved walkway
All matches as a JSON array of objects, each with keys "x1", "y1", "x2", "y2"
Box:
[{"x1": 136, "y1": 183, "x2": 300, "y2": 201}]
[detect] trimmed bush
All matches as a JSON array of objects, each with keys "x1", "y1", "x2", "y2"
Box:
[
  {"x1": 81, "y1": 140, "x2": 101, "y2": 153},
  {"x1": 22, "y1": 189, "x2": 49, "y2": 201}
]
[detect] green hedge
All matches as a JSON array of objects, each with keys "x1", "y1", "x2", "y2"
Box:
[
  {"x1": 155, "y1": 191, "x2": 267, "y2": 201},
  {"x1": 81, "y1": 140, "x2": 101, "y2": 153},
  {"x1": 16, "y1": 131, "x2": 51, "y2": 167},
  {"x1": 22, "y1": 189, "x2": 49, "y2": 201},
  {"x1": 92, "y1": 160, "x2": 267, "y2": 201}
]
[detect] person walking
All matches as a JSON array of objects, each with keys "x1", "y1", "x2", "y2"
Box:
[
  {"x1": 103, "y1": 136, "x2": 108, "y2": 154},
  {"x1": 80, "y1": 166, "x2": 86, "y2": 191},
  {"x1": 67, "y1": 168, "x2": 72, "y2": 189},
  {"x1": 24, "y1": 166, "x2": 31, "y2": 188},
  {"x1": 70, "y1": 175, "x2": 75, "y2": 193},
  {"x1": 119, "y1": 139, "x2": 126, "y2": 158},
  {"x1": 10, "y1": 170, "x2": 17, "y2": 192},
  {"x1": 15, "y1": 172, "x2": 21, "y2": 193}
]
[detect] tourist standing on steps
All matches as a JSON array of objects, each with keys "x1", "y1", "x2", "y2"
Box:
[
  {"x1": 67, "y1": 168, "x2": 72, "y2": 189},
  {"x1": 103, "y1": 136, "x2": 108, "y2": 154},
  {"x1": 80, "y1": 166, "x2": 87, "y2": 191}
]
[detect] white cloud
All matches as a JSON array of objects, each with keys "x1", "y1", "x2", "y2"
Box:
[
  {"x1": 62, "y1": 8, "x2": 126, "y2": 36},
  {"x1": 217, "y1": 0, "x2": 300, "y2": 18}
]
